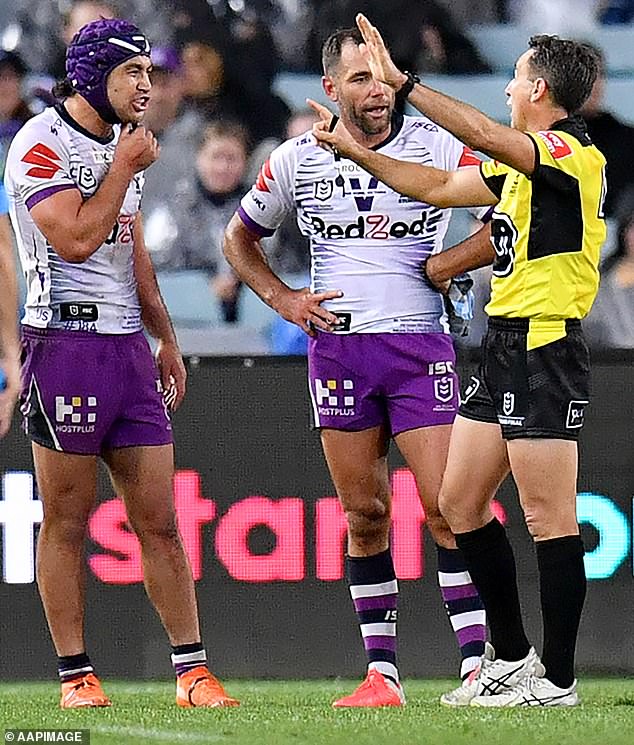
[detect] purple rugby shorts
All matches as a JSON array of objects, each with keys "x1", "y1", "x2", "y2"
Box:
[
  {"x1": 308, "y1": 331, "x2": 458, "y2": 435},
  {"x1": 20, "y1": 327, "x2": 173, "y2": 454}
]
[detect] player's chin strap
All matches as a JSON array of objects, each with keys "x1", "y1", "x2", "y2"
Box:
[{"x1": 421, "y1": 259, "x2": 475, "y2": 338}]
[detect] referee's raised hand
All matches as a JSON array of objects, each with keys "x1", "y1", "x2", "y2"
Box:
[{"x1": 356, "y1": 14, "x2": 407, "y2": 91}]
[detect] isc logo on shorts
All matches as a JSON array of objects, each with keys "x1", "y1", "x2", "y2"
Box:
[{"x1": 566, "y1": 400, "x2": 589, "y2": 429}]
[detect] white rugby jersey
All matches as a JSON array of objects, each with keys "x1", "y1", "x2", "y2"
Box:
[
  {"x1": 239, "y1": 113, "x2": 487, "y2": 334},
  {"x1": 5, "y1": 105, "x2": 143, "y2": 334}
]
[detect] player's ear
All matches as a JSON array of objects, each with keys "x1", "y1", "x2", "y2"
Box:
[
  {"x1": 322, "y1": 75, "x2": 338, "y2": 104},
  {"x1": 530, "y1": 77, "x2": 548, "y2": 104}
]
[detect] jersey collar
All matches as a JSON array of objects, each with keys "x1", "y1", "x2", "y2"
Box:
[
  {"x1": 55, "y1": 103, "x2": 115, "y2": 145},
  {"x1": 549, "y1": 114, "x2": 593, "y2": 147},
  {"x1": 370, "y1": 111, "x2": 404, "y2": 151}
]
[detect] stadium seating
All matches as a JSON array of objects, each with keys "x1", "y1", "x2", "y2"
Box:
[
  {"x1": 274, "y1": 72, "x2": 634, "y2": 124},
  {"x1": 468, "y1": 24, "x2": 634, "y2": 75},
  {"x1": 156, "y1": 270, "x2": 223, "y2": 328}
]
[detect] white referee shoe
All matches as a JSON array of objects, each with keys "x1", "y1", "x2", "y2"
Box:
[
  {"x1": 441, "y1": 642, "x2": 538, "y2": 706},
  {"x1": 471, "y1": 671, "x2": 579, "y2": 707}
]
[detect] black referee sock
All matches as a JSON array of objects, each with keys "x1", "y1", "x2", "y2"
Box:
[
  {"x1": 455, "y1": 518, "x2": 530, "y2": 662},
  {"x1": 536, "y1": 535, "x2": 586, "y2": 689}
]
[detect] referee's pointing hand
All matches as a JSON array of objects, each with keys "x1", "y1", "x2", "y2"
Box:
[{"x1": 307, "y1": 99, "x2": 361, "y2": 161}]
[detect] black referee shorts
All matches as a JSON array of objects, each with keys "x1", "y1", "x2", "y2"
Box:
[{"x1": 459, "y1": 317, "x2": 590, "y2": 440}]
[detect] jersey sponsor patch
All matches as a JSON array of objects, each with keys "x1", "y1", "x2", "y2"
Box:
[
  {"x1": 21, "y1": 142, "x2": 63, "y2": 179},
  {"x1": 536, "y1": 131, "x2": 572, "y2": 160}
]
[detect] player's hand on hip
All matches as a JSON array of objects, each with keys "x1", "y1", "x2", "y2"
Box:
[
  {"x1": 356, "y1": 14, "x2": 407, "y2": 90},
  {"x1": 115, "y1": 124, "x2": 160, "y2": 175},
  {"x1": 276, "y1": 287, "x2": 343, "y2": 336},
  {"x1": 156, "y1": 340, "x2": 187, "y2": 412},
  {"x1": 307, "y1": 99, "x2": 360, "y2": 160},
  {"x1": 0, "y1": 354, "x2": 20, "y2": 438}
]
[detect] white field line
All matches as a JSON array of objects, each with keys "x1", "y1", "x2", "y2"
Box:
[{"x1": 91, "y1": 724, "x2": 227, "y2": 742}]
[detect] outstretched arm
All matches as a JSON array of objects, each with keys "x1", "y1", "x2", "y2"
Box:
[
  {"x1": 356, "y1": 13, "x2": 536, "y2": 175},
  {"x1": 308, "y1": 99, "x2": 497, "y2": 208}
]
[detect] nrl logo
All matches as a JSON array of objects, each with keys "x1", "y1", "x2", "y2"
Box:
[
  {"x1": 314, "y1": 179, "x2": 334, "y2": 201},
  {"x1": 503, "y1": 391, "x2": 515, "y2": 415},
  {"x1": 434, "y1": 376, "x2": 454, "y2": 403}
]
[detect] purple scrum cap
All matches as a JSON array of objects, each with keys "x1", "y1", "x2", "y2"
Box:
[{"x1": 66, "y1": 18, "x2": 151, "y2": 124}]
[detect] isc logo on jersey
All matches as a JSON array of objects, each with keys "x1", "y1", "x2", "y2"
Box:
[{"x1": 310, "y1": 212, "x2": 431, "y2": 240}]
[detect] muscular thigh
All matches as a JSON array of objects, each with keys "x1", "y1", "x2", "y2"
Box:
[
  {"x1": 102, "y1": 444, "x2": 176, "y2": 534},
  {"x1": 439, "y1": 415, "x2": 510, "y2": 532},
  {"x1": 32, "y1": 442, "x2": 98, "y2": 525},
  {"x1": 394, "y1": 424, "x2": 451, "y2": 509},
  {"x1": 320, "y1": 426, "x2": 391, "y2": 514}
]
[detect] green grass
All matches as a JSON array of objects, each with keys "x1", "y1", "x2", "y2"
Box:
[{"x1": 1, "y1": 680, "x2": 634, "y2": 745}]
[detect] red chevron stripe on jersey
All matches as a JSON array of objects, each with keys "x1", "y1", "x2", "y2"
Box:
[
  {"x1": 458, "y1": 147, "x2": 481, "y2": 168},
  {"x1": 22, "y1": 143, "x2": 63, "y2": 179},
  {"x1": 255, "y1": 159, "x2": 274, "y2": 192}
]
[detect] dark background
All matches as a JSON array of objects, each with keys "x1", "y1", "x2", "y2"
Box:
[{"x1": 1, "y1": 352, "x2": 633, "y2": 680}]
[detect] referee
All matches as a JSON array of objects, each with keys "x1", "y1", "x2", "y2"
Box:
[{"x1": 311, "y1": 14, "x2": 605, "y2": 707}]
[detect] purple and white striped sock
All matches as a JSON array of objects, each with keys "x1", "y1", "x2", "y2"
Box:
[
  {"x1": 171, "y1": 642, "x2": 207, "y2": 677},
  {"x1": 437, "y1": 545, "x2": 486, "y2": 679},
  {"x1": 347, "y1": 549, "x2": 399, "y2": 684}
]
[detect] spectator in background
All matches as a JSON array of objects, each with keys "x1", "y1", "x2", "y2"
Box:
[
  {"x1": 599, "y1": 0, "x2": 634, "y2": 23},
  {"x1": 0, "y1": 51, "x2": 33, "y2": 174},
  {"x1": 50, "y1": 0, "x2": 119, "y2": 80},
  {"x1": 11, "y1": 0, "x2": 174, "y2": 74},
  {"x1": 580, "y1": 44, "x2": 634, "y2": 218},
  {"x1": 179, "y1": 40, "x2": 246, "y2": 130},
  {"x1": 585, "y1": 189, "x2": 634, "y2": 347},
  {"x1": 141, "y1": 46, "x2": 205, "y2": 218},
  {"x1": 306, "y1": 1, "x2": 491, "y2": 75},
  {"x1": 147, "y1": 121, "x2": 250, "y2": 322},
  {"x1": 173, "y1": 1, "x2": 289, "y2": 142}
]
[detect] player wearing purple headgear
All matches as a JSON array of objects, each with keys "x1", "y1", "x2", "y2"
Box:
[{"x1": 4, "y1": 18, "x2": 238, "y2": 709}]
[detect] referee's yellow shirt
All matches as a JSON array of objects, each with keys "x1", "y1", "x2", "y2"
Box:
[{"x1": 480, "y1": 116, "x2": 606, "y2": 349}]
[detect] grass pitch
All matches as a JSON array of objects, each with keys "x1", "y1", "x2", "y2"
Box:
[{"x1": 1, "y1": 680, "x2": 634, "y2": 745}]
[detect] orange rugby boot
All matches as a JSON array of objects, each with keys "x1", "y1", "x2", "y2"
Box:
[
  {"x1": 176, "y1": 666, "x2": 240, "y2": 708},
  {"x1": 332, "y1": 669, "x2": 405, "y2": 708},
  {"x1": 60, "y1": 673, "x2": 111, "y2": 708}
]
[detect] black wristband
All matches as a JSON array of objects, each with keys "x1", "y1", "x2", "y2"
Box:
[{"x1": 397, "y1": 70, "x2": 421, "y2": 99}]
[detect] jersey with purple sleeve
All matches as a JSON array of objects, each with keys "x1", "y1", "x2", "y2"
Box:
[
  {"x1": 4, "y1": 105, "x2": 143, "y2": 334},
  {"x1": 239, "y1": 113, "x2": 486, "y2": 334}
]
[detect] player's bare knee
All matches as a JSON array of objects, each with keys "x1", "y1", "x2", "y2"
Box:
[
  {"x1": 345, "y1": 502, "x2": 390, "y2": 548},
  {"x1": 425, "y1": 510, "x2": 454, "y2": 546},
  {"x1": 133, "y1": 513, "x2": 181, "y2": 546},
  {"x1": 40, "y1": 514, "x2": 88, "y2": 545}
]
